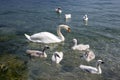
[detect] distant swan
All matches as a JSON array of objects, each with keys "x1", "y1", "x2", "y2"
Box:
[
  {"x1": 65, "y1": 14, "x2": 71, "y2": 19},
  {"x1": 80, "y1": 60, "x2": 104, "y2": 74},
  {"x1": 83, "y1": 14, "x2": 88, "y2": 21},
  {"x1": 82, "y1": 49, "x2": 95, "y2": 62},
  {"x1": 55, "y1": 7, "x2": 62, "y2": 14},
  {"x1": 72, "y1": 38, "x2": 90, "y2": 51},
  {"x1": 24, "y1": 24, "x2": 70, "y2": 44},
  {"x1": 51, "y1": 51, "x2": 63, "y2": 64},
  {"x1": 26, "y1": 46, "x2": 49, "y2": 58}
]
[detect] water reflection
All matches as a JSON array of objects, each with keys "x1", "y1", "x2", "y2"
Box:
[
  {"x1": 26, "y1": 42, "x2": 65, "y2": 51},
  {"x1": 83, "y1": 20, "x2": 88, "y2": 26},
  {"x1": 65, "y1": 18, "x2": 71, "y2": 23}
]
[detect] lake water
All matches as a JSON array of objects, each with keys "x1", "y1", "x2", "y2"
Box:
[{"x1": 0, "y1": 0, "x2": 120, "y2": 80}]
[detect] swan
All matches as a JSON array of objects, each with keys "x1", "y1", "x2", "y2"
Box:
[
  {"x1": 65, "y1": 14, "x2": 71, "y2": 19},
  {"x1": 55, "y1": 7, "x2": 62, "y2": 14},
  {"x1": 51, "y1": 51, "x2": 63, "y2": 64},
  {"x1": 80, "y1": 60, "x2": 104, "y2": 74},
  {"x1": 24, "y1": 24, "x2": 70, "y2": 44},
  {"x1": 83, "y1": 14, "x2": 88, "y2": 21},
  {"x1": 26, "y1": 46, "x2": 49, "y2": 58},
  {"x1": 72, "y1": 38, "x2": 90, "y2": 51},
  {"x1": 82, "y1": 49, "x2": 95, "y2": 62}
]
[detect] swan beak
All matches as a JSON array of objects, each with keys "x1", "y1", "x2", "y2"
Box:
[
  {"x1": 67, "y1": 28, "x2": 71, "y2": 32},
  {"x1": 101, "y1": 62, "x2": 104, "y2": 64}
]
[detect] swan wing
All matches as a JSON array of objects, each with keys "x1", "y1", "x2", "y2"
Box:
[
  {"x1": 80, "y1": 65, "x2": 97, "y2": 73},
  {"x1": 26, "y1": 50, "x2": 42, "y2": 54},
  {"x1": 30, "y1": 32, "x2": 61, "y2": 43},
  {"x1": 58, "y1": 52, "x2": 63, "y2": 58},
  {"x1": 56, "y1": 52, "x2": 63, "y2": 63}
]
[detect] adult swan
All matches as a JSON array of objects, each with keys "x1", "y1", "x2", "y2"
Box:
[{"x1": 24, "y1": 24, "x2": 71, "y2": 44}]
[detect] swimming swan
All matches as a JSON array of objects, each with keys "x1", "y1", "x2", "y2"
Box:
[
  {"x1": 83, "y1": 49, "x2": 95, "y2": 62},
  {"x1": 51, "y1": 51, "x2": 63, "y2": 64},
  {"x1": 83, "y1": 14, "x2": 88, "y2": 21},
  {"x1": 80, "y1": 60, "x2": 104, "y2": 74},
  {"x1": 65, "y1": 14, "x2": 71, "y2": 19},
  {"x1": 24, "y1": 24, "x2": 70, "y2": 44},
  {"x1": 55, "y1": 7, "x2": 62, "y2": 14},
  {"x1": 26, "y1": 46, "x2": 49, "y2": 58},
  {"x1": 72, "y1": 38, "x2": 90, "y2": 51}
]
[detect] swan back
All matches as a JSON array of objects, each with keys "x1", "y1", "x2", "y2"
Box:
[{"x1": 52, "y1": 51, "x2": 63, "y2": 64}]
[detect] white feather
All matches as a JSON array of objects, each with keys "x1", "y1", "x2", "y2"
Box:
[
  {"x1": 52, "y1": 51, "x2": 63, "y2": 64},
  {"x1": 83, "y1": 49, "x2": 95, "y2": 62}
]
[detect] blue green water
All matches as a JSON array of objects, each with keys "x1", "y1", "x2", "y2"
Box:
[{"x1": 0, "y1": 0, "x2": 120, "y2": 80}]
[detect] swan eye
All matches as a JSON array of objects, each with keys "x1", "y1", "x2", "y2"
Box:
[{"x1": 67, "y1": 28, "x2": 71, "y2": 32}]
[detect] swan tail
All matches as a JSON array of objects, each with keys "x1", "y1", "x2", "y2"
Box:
[{"x1": 24, "y1": 34, "x2": 31, "y2": 41}]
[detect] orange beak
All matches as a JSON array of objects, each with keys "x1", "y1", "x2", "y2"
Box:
[{"x1": 67, "y1": 28, "x2": 71, "y2": 32}]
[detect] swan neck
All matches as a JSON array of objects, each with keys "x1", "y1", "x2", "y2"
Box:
[
  {"x1": 96, "y1": 63, "x2": 102, "y2": 74},
  {"x1": 57, "y1": 26, "x2": 65, "y2": 41},
  {"x1": 42, "y1": 47, "x2": 47, "y2": 55},
  {"x1": 42, "y1": 48, "x2": 45, "y2": 53},
  {"x1": 74, "y1": 40, "x2": 77, "y2": 46}
]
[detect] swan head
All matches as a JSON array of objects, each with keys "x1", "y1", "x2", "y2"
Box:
[
  {"x1": 73, "y1": 38, "x2": 77, "y2": 43},
  {"x1": 58, "y1": 7, "x2": 61, "y2": 10},
  {"x1": 44, "y1": 45, "x2": 50, "y2": 49},
  {"x1": 42, "y1": 45, "x2": 50, "y2": 52},
  {"x1": 85, "y1": 14, "x2": 87, "y2": 17},
  {"x1": 73, "y1": 38, "x2": 77, "y2": 45},
  {"x1": 97, "y1": 60, "x2": 104, "y2": 64},
  {"x1": 59, "y1": 24, "x2": 71, "y2": 32},
  {"x1": 83, "y1": 14, "x2": 88, "y2": 21}
]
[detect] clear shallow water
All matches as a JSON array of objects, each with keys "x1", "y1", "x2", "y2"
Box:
[{"x1": 0, "y1": 0, "x2": 120, "y2": 80}]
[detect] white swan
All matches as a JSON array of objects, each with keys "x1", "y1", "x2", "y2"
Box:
[
  {"x1": 83, "y1": 14, "x2": 88, "y2": 21},
  {"x1": 80, "y1": 60, "x2": 104, "y2": 74},
  {"x1": 65, "y1": 14, "x2": 71, "y2": 19},
  {"x1": 82, "y1": 49, "x2": 95, "y2": 62},
  {"x1": 55, "y1": 7, "x2": 62, "y2": 14},
  {"x1": 51, "y1": 51, "x2": 63, "y2": 64},
  {"x1": 24, "y1": 24, "x2": 70, "y2": 44},
  {"x1": 26, "y1": 46, "x2": 49, "y2": 58},
  {"x1": 72, "y1": 38, "x2": 90, "y2": 51}
]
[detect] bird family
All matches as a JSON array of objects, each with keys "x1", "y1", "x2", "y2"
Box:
[{"x1": 24, "y1": 7, "x2": 104, "y2": 75}]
